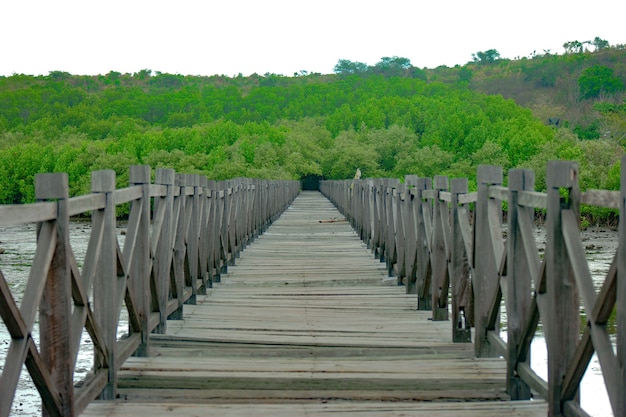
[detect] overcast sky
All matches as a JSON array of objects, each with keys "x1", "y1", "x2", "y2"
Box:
[{"x1": 2, "y1": 0, "x2": 625, "y2": 77}]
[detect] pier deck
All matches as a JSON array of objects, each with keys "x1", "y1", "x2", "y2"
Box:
[{"x1": 82, "y1": 191, "x2": 546, "y2": 416}]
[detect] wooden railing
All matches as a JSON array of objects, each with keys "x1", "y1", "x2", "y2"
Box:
[
  {"x1": 321, "y1": 158, "x2": 625, "y2": 417},
  {"x1": 0, "y1": 166, "x2": 299, "y2": 417}
]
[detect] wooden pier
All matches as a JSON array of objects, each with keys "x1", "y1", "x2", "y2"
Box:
[
  {"x1": 2, "y1": 159, "x2": 625, "y2": 416},
  {"x1": 82, "y1": 191, "x2": 546, "y2": 416}
]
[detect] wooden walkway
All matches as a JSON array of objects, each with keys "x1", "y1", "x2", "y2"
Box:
[{"x1": 82, "y1": 191, "x2": 547, "y2": 416}]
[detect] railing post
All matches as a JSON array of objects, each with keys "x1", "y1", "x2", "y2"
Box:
[
  {"x1": 474, "y1": 165, "x2": 503, "y2": 357},
  {"x1": 364, "y1": 179, "x2": 374, "y2": 248},
  {"x1": 128, "y1": 165, "x2": 151, "y2": 357},
  {"x1": 91, "y1": 170, "x2": 118, "y2": 400},
  {"x1": 415, "y1": 177, "x2": 432, "y2": 310},
  {"x1": 619, "y1": 155, "x2": 626, "y2": 417},
  {"x1": 187, "y1": 174, "x2": 201, "y2": 302},
  {"x1": 220, "y1": 181, "x2": 230, "y2": 272},
  {"x1": 198, "y1": 176, "x2": 209, "y2": 294},
  {"x1": 404, "y1": 175, "x2": 419, "y2": 294},
  {"x1": 432, "y1": 176, "x2": 449, "y2": 321},
  {"x1": 35, "y1": 173, "x2": 75, "y2": 416},
  {"x1": 451, "y1": 178, "x2": 471, "y2": 342},
  {"x1": 154, "y1": 168, "x2": 175, "y2": 333},
  {"x1": 506, "y1": 169, "x2": 534, "y2": 399},
  {"x1": 545, "y1": 161, "x2": 580, "y2": 415},
  {"x1": 394, "y1": 183, "x2": 407, "y2": 285},
  {"x1": 384, "y1": 179, "x2": 399, "y2": 277},
  {"x1": 170, "y1": 174, "x2": 186, "y2": 320},
  {"x1": 206, "y1": 180, "x2": 219, "y2": 284},
  {"x1": 373, "y1": 179, "x2": 384, "y2": 260}
]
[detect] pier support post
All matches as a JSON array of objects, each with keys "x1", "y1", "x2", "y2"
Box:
[
  {"x1": 506, "y1": 169, "x2": 533, "y2": 399},
  {"x1": 474, "y1": 165, "x2": 503, "y2": 357},
  {"x1": 545, "y1": 161, "x2": 580, "y2": 415},
  {"x1": 154, "y1": 168, "x2": 175, "y2": 333},
  {"x1": 92, "y1": 170, "x2": 119, "y2": 400},
  {"x1": 618, "y1": 155, "x2": 626, "y2": 417},
  {"x1": 36, "y1": 173, "x2": 75, "y2": 416},
  {"x1": 451, "y1": 178, "x2": 471, "y2": 342},
  {"x1": 128, "y1": 165, "x2": 151, "y2": 357},
  {"x1": 415, "y1": 178, "x2": 432, "y2": 310},
  {"x1": 432, "y1": 176, "x2": 449, "y2": 321}
]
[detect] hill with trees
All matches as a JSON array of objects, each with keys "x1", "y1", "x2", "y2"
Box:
[{"x1": 0, "y1": 41, "x2": 624, "y2": 209}]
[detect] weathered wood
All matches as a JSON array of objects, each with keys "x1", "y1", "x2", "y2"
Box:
[
  {"x1": 0, "y1": 201, "x2": 57, "y2": 225},
  {"x1": 450, "y1": 178, "x2": 471, "y2": 342},
  {"x1": 474, "y1": 165, "x2": 502, "y2": 357},
  {"x1": 506, "y1": 169, "x2": 533, "y2": 400},
  {"x1": 580, "y1": 189, "x2": 620, "y2": 209},
  {"x1": 92, "y1": 170, "x2": 119, "y2": 401},
  {"x1": 415, "y1": 178, "x2": 433, "y2": 310},
  {"x1": 36, "y1": 172, "x2": 75, "y2": 416},
  {"x1": 83, "y1": 401, "x2": 548, "y2": 417},
  {"x1": 153, "y1": 168, "x2": 175, "y2": 333},
  {"x1": 3, "y1": 159, "x2": 624, "y2": 416},
  {"x1": 431, "y1": 176, "x2": 449, "y2": 321},
  {"x1": 618, "y1": 154, "x2": 626, "y2": 417},
  {"x1": 127, "y1": 165, "x2": 151, "y2": 357},
  {"x1": 545, "y1": 160, "x2": 580, "y2": 415},
  {"x1": 83, "y1": 192, "x2": 524, "y2": 417}
]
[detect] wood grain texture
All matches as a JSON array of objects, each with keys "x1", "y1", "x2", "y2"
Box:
[{"x1": 83, "y1": 191, "x2": 539, "y2": 416}]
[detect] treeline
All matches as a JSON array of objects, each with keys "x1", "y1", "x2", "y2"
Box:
[{"x1": 0, "y1": 64, "x2": 623, "y2": 206}]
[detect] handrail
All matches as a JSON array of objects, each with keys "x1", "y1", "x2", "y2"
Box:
[
  {"x1": 320, "y1": 156, "x2": 626, "y2": 417},
  {"x1": 0, "y1": 165, "x2": 299, "y2": 417}
]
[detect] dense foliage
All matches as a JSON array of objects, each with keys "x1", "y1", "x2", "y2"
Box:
[{"x1": 0, "y1": 46, "x2": 624, "y2": 206}]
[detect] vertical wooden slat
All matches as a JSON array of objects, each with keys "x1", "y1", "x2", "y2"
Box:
[
  {"x1": 170, "y1": 174, "x2": 186, "y2": 320},
  {"x1": 506, "y1": 169, "x2": 533, "y2": 399},
  {"x1": 197, "y1": 176, "x2": 210, "y2": 294},
  {"x1": 617, "y1": 154, "x2": 626, "y2": 417},
  {"x1": 403, "y1": 176, "x2": 419, "y2": 294},
  {"x1": 394, "y1": 183, "x2": 407, "y2": 285},
  {"x1": 154, "y1": 168, "x2": 175, "y2": 333},
  {"x1": 416, "y1": 177, "x2": 432, "y2": 310},
  {"x1": 187, "y1": 174, "x2": 201, "y2": 303},
  {"x1": 451, "y1": 178, "x2": 471, "y2": 342},
  {"x1": 36, "y1": 173, "x2": 75, "y2": 416},
  {"x1": 431, "y1": 176, "x2": 449, "y2": 321},
  {"x1": 128, "y1": 165, "x2": 151, "y2": 356},
  {"x1": 545, "y1": 160, "x2": 580, "y2": 416},
  {"x1": 91, "y1": 170, "x2": 118, "y2": 401},
  {"x1": 384, "y1": 180, "x2": 398, "y2": 276},
  {"x1": 474, "y1": 165, "x2": 502, "y2": 357}
]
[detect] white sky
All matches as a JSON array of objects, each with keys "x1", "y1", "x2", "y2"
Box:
[{"x1": 2, "y1": 0, "x2": 625, "y2": 77}]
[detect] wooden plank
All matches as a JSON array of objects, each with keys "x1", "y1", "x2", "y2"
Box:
[
  {"x1": 0, "y1": 201, "x2": 57, "y2": 225},
  {"x1": 618, "y1": 154, "x2": 626, "y2": 417},
  {"x1": 83, "y1": 401, "x2": 548, "y2": 417},
  {"x1": 36, "y1": 172, "x2": 75, "y2": 416},
  {"x1": 505, "y1": 169, "x2": 533, "y2": 400},
  {"x1": 580, "y1": 189, "x2": 620, "y2": 209},
  {"x1": 68, "y1": 193, "x2": 106, "y2": 216},
  {"x1": 545, "y1": 161, "x2": 580, "y2": 415},
  {"x1": 518, "y1": 190, "x2": 547, "y2": 209},
  {"x1": 77, "y1": 190, "x2": 538, "y2": 417}
]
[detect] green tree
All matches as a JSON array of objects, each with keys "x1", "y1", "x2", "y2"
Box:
[
  {"x1": 322, "y1": 131, "x2": 379, "y2": 179},
  {"x1": 578, "y1": 65, "x2": 624, "y2": 99},
  {"x1": 394, "y1": 145, "x2": 454, "y2": 178},
  {"x1": 563, "y1": 40, "x2": 584, "y2": 54},
  {"x1": 472, "y1": 49, "x2": 500, "y2": 64},
  {"x1": 333, "y1": 59, "x2": 369, "y2": 75},
  {"x1": 591, "y1": 37, "x2": 609, "y2": 51},
  {"x1": 373, "y1": 56, "x2": 413, "y2": 77}
]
